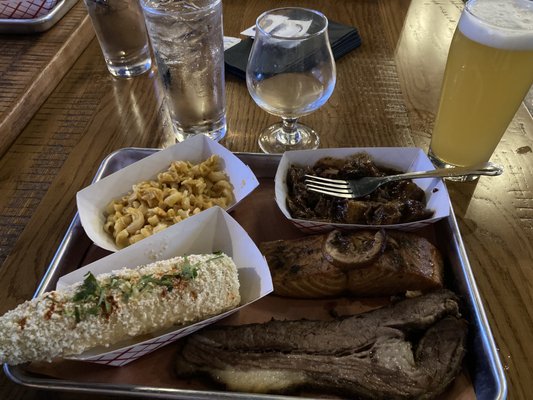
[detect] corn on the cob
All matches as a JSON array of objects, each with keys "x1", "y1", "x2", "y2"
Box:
[{"x1": 0, "y1": 253, "x2": 240, "y2": 365}]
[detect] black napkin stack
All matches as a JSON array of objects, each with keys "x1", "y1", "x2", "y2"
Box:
[{"x1": 224, "y1": 20, "x2": 362, "y2": 80}]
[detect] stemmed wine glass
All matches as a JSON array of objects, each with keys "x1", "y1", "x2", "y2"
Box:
[{"x1": 246, "y1": 7, "x2": 336, "y2": 153}]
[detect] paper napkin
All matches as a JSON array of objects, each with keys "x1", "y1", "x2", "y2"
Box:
[{"x1": 224, "y1": 20, "x2": 362, "y2": 79}]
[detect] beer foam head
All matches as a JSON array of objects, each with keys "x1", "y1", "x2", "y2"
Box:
[{"x1": 459, "y1": 0, "x2": 533, "y2": 50}]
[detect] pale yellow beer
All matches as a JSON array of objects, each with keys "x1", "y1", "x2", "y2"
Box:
[{"x1": 429, "y1": 0, "x2": 533, "y2": 168}]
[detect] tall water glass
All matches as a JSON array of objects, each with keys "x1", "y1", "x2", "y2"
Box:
[
  {"x1": 141, "y1": 0, "x2": 226, "y2": 142},
  {"x1": 246, "y1": 7, "x2": 336, "y2": 154},
  {"x1": 428, "y1": 0, "x2": 533, "y2": 177},
  {"x1": 84, "y1": 0, "x2": 152, "y2": 78}
]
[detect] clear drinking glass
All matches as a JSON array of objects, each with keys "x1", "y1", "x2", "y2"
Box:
[
  {"x1": 246, "y1": 7, "x2": 336, "y2": 154},
  {"x1": 84, "y1": 0, "x2": 152, "y2": 78},
  {"x1": 428, "y1": 0, "x2": 533, "y2": 178},
  {"x1": 141, "y1": 0, "x2": 226, "y2": 142}
]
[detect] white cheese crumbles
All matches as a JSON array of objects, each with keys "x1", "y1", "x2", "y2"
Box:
[{"x1": 0, "y1": 253, "x2": 240, "y2": 365}]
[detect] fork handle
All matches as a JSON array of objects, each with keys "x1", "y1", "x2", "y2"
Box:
[{"x1": 384, "y1": 162, "x2": 503, "y2": 182}]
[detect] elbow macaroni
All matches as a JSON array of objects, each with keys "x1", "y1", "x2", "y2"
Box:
[{"x1": 103, "y1": 155, "x2": 234, "y2": 248}]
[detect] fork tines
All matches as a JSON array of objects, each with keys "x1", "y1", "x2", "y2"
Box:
[
  {"x1": 304, "y1": 174, "x2": 349, "y2": 186},
  {"x1": 304, "y1": 174, "x2": 353, "y2": 198}
]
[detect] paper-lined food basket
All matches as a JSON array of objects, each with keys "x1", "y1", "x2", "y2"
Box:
[
  {"x1": 77, "y1": 135, "x2": 259, "y2": 252},
  {"x1": 56, "y1": 206, "x2": 273, "y2": 366},
  {"x1": 275, "y1": 147, "x2": 451, "y2": 233}
]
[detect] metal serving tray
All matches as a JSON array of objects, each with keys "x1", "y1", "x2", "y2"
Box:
[
  {"x1": 4, "y1": 149, "x2": 507, "y2": 399},
  {"x1": 0, "y1": 0, "x2": 78, "y2": 34}
]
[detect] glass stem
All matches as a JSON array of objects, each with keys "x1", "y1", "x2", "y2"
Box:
[{"x1": 278, "y1": 117, "x2": 301, "y2": 145}]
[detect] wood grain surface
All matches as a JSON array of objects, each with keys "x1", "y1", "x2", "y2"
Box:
[
  {"x1": 0, "y1": 1, "x2": 95, "y2": 157},
  {"x1": 0, "y1": 0, "x2": 532, "y2": 399}
]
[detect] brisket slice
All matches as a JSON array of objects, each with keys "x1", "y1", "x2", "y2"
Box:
[{"x1": 175, "y1": 290, "x2": 467, "y2": 399}]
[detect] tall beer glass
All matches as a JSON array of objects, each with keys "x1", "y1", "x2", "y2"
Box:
[{"x1": 428, "y1": 0, "x2": 533, "y2": 175}]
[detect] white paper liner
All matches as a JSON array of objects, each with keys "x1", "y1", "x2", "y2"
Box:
[
  {"x1": 77, "y1": 135, "x2": 259, "y2": 252},
  {"x1": 56, "y1": 207, "x2": 273, "y2": 366},
  {"x1": 275, "y1": 147, "x2": 450, "y2": 233}
]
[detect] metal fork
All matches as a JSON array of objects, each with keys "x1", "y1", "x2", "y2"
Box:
[{"x1": 304, "y1": 162, "x2": 503, "y2": 198}]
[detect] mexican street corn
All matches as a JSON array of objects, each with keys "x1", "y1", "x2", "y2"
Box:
[{"x1": 0, "y1": 253, "x2": 240, "y2": 365}]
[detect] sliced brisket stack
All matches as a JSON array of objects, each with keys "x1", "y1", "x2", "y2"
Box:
[{"x1": 175, "y1": 289, "x2": 468, "y2": 400}]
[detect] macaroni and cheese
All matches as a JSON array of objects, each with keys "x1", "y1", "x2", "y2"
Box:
[{"x1": 103, "y1": 155, "x2": 234, "y2": 248}]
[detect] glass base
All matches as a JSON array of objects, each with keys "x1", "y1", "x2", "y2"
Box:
[
  {"x1": 258, "y1": 122, "x2": 320, "y2": 154},
  {"x1": 427, "y1": 148, "x2": 480, "y2": 182},
  {"x1": 106, "y1": 56, "x2": 152, "y2": 78},
  {"x1": 173, "y1": 117, "x2": 227, "y2": 142}
]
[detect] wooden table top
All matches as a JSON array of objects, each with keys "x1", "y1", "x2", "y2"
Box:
[{"x1": 0, "y1": 0, "x2": 532, "y2": 399}]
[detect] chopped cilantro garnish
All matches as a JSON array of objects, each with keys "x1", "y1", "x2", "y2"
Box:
[
  {"x1": 181, "y1": 254, "x2": 223, "y2": 279},
  {"x1": 181, "y1": 262, "x2": 198, "y2": 280},
  {"x1": 74, "y1": 306, "x2": 81, "y2": 323},
  {"x1": 139, "y1": 274, "x2": 158, "y2": 290},
  {"x1": 69, "y1": 254, "x2": 227, "y2": 323},
  {"x1": 73, "y1": 272, "x2": 100, "y2": 302},
  {"x1": 139, "y1": 274, "x2": 176, "y2": 291},
  {"x1": 72, "y1": 272, "x2": 111, "y2": 322}
]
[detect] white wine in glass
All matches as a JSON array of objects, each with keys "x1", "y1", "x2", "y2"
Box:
[{"x1": 246, "y1": 7, "x2": 336, "y2": 153}]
